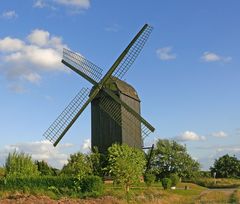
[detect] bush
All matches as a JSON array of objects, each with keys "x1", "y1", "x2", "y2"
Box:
[
  {"x1": 0, "y1": 176, "x2": 75, "y2": 191},
  {"x1": 80, "y1": 175, "x2": 103, "y2": 195},
  {"x1": 170, "y1": 174, "x2": 180, "y2": 187},
  {"x1": 144, "y1": 172, "x2": 156, "y2": 186},
  {"x1": 5, "y1": 151, "x2": 39, "y2": 177},
  {"x1": 0, "y1": 167, "x2": 5, "y2": 178},
  {"x1": 161, "y1": 178, "x2": 172, "y2": 190}
]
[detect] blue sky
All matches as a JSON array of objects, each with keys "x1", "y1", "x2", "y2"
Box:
[{"x1": 0, "y1": 0, "x2": 239, "y2": 170}]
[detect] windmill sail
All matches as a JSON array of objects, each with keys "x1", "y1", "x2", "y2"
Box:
[
  {"x1": 63, "y1": 48, "x2": 103, "y2": 84},
  {"x1": 99, "y1": 95, "x2": 153, "y2": 141},
  {"x1": 43, "y1": 87, "x2": 90, "y2": 146},
  {"x1": 112, "y1": 24, "x2": 153, "y2": 79}
]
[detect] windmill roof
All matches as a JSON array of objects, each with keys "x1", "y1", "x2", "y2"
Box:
[{"x1": 110, "y1": 77, "x2": 140, "y2": 101}]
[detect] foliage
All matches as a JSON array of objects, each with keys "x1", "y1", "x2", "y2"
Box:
[
  {"x1": 35, "y1": 160, "x2": 56, "y2": 176},
  {"x1": 80, "y1": 175, "x2": 103, "y2": 196},
  {"x1": 87, "y1": 147, "x2": 107, "y2": 178},
  {"x1": 170, "y1": 174, "x2": 180, "y2": 187},
  {"x1": 210, "y1": 154, "x2": 240, "y2": 178},
  {"x1": 0, "y1": 167, "x2": 5, "y2": 178},
  {"x1": 161, "y1": 178, "x2": 172, "y2": 190},
  {"x1": 5, "y1": 151, "x2": 39, "y2": 177},
  {"x1": 61, "y1": 152, "x2": 92, "y2": 179},
  {"x1": 193, "y1": 177, "x2": 240, "y2": 188},
  {"x1": 0, "y1": 176, "x2": 75, "y2": 191},
  {"x1": 150, "y1": 139, "x2": 200, "y2": 179},
  {"x1": 144, "y1": 172, "x2": 156, "y2": 186},
  {"x1": 108, "y1": 144, "x2": 146, "y2": 193}
]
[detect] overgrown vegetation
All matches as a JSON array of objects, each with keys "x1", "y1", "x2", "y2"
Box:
[
  {"x1": 210, "y1": 154, "x2": 240, "y2": 178},
  {"x1": 108, "y1": 144, "x2": 146, "y2": 193},
  {"x1": 0, "y1": 140, "x2": 240, "y2": 203},
  {"x1": 5, "y1": 151, "x2": 39, "y2": 177}
]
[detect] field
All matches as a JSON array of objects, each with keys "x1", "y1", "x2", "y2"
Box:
[{"x1": 0, "y1": 180, "x2": 240, "y2": 204}]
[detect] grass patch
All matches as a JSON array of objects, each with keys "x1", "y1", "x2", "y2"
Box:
[{"x1": 194, "y1": 178, "x2": 240, "y2": 188}]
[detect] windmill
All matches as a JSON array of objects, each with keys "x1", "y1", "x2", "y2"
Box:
[{"x1": 43, "y1": 24, "x2": 155, "y2": 153}]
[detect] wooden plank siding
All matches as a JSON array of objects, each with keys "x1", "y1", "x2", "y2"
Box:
[{"x1": 91, "y1": 78, "x2": 141, "y2": 153}]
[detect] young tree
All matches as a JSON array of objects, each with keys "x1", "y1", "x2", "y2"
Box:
[
  {"x1": 87, "y1": 147, "x2": 107, "y2": 178},
  {"x1": 108, "y1": 144, "x2": 146, "y2": 193},
  {"x1": 210, "y1": 154, "x2": 240, "y2": 178},
  {"x1": 0, "y1": 167, "x2": 5, "y2": 178},
  {"x1": 5, "y1": 151, "x2": 39, "y2": 177},
  {"x1": 35, "y1": 160, "x2": 56, "y2": 176},
  {"x1": 151, "y1": 139, "x2": 200, "y2": 179},
  {"x1": 61, "y1": 152, "x2": 92, "y2": 179}
]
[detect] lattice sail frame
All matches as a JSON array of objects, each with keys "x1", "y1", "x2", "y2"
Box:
[
  {"x1": 43, "y1": 87, "x2": 90, "y2": 144},
  {"x1": 63, "y1": 48, "x2": 103, "y2": 82},
  {"x1": 113, "y1": 25, "x2": 153, "y2": 79},
  {"x1": 43, "y1": 24, "x2": 154, "y2": 147},
  {"x1": 99, "y1": 95, "x2": 152, "y2": 142}
]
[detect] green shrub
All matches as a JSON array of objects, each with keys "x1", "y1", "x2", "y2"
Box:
[
  {"x1": 80, "y1": 175, "x2": 103, "y2": 195},
  {"x1": 161, "y1": 178, "x2": 172, "y2": 190},
  {"x1": 0, "y1": 176, "x2": 75, "y2": 191},
  {"x1": 0, "y1": 167, "x2": 5, "y2": 178},
  {"x1": 170, "y1": 174, "x2": 180, "y2": 187},
  {"x1": 5, "y1": 151, "x2": 39, "y2": 177},
  {"x1": 144, "y1": 172, "x2": 156, "y2": 186}
]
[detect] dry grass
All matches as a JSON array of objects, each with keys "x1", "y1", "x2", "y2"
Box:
[
  {"x1": 195, "y1": 191, "x2": 231, "y2": 204},
  {"x1": 195, "y1": 178, "x2": 240, "y2": 188}
]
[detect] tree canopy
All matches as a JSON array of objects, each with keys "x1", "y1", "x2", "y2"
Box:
[
  {"x1": 210, "y1": 154, "x2": 240, "y2": 178},
  {"x1": 108, "y1": 144, "x2": 146, "y2": 192},
  {"x1": 61, "y1": 152, "x2": 92, "y2": 179},
  {"x1": 150, "y1": 139, "x2": 200, "y2": 179}
]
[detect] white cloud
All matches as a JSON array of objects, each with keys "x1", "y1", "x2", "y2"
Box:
[
  {"x1": 82, "y1": 138, "x2": 91, "y2": 151},
  {"x1": 174, "y1": 131, "x2": 206, "y2": 142},
  {"x1": 0, "y1": 140, "x2": 74, "y2": 168},
  {"x1": 55, "y1": 0, "x2": 90, "y2": 8},
  {"x1": 201, "y1": 52, "x2": 232, "y2": 63},
  {"x1": 1, "y1": 10, "x2": 18, "y2": 19},
  {"x1": 156, "y1": 46, "x2": 176, "y2": 61},
  {"x1": 211, "y1": 131, "x2": 228, "y2": 138},
  {"x1": 0, "y1": 29, "x2": 68, "y2": 91},
  {"x1": 28, "y1": 29, "x2": 50, "y2": 47},
  {"x1": 33, "y1": 0, "x2": 46, "y2": 8},
  {"x1": 0, "y1": 37, "x2": 25, "y2": 52}
]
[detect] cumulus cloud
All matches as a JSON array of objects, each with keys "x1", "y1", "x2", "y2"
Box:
[
  {"x1": 0, "y1": 140, "x2": 74, "y2": 168},
  {"x1": 211, "y1": 131, "x2": 228, "y2": 138},
  {"x1": 201, "y1": 52, "x2": 232, "y2": 63},
  {"x1": 174, "y1": 131, "x2": 205, "y2": 142},
  {"x1": 156, "y1": 46, "x2": 176, "y2": 61},
  {"x1": 0, "y1": 29, "x2": 67, "y2": 90},
  {"x1": 1, "y1": 10, "x2": 18, "y2": 19},
  {"x1": 33, "y1": 0, "x2": 46, "y2": 8},
  {"x1": 82, "y1": 138, "x2": 91, "y2": 151}
]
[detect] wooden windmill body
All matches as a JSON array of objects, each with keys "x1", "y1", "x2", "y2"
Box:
[{"x1": 91, "y1": 77, "x2": 141, "y2": 153}]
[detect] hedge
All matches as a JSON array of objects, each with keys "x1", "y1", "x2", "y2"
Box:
[{"x1": 0, "y1": 176, "x2": 75, "y2": 191}]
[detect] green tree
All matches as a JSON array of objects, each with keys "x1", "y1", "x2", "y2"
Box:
[
  {"x1": 35, "y1": 160, "x2": 56, "y2": 176},
  {"x1": 0, "y1": 167, "x2": 5, "y2": 178},
  {"x1": 210, "y1": 154, "x2": 240, "y2": 178},
  {"x1": 5, "y1": 151, "x2": 39, "y2": 177},
  {"x1": 108, "y1": 144, "x2": 146, "y2": 193},
  {"x1": 151, "y1": 139, "x2": 200, "y2": 180},
  {"x1": 61, "y1": 152, "x2": 92, "y2": 179},
  {"x1": 87, "y1": 147, "x2": 107, "y2": 178}
]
